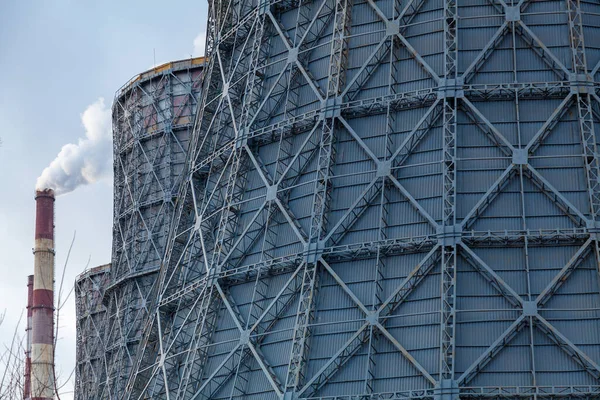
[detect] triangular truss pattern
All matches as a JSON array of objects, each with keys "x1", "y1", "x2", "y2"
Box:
[
  {"x1": 119, "y1": 0, "x2": 600, "y2": 399},
  {"x1": 81, "y1": 60, "x2": 205, "y2": 400},
  {"x1": 75, "y1": 264, "x2": 111, "y2": 400}
]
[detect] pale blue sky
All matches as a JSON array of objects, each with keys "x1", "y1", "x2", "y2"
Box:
[{"x1": 0, "y1": 2, "x2": 208, "y2": 398}]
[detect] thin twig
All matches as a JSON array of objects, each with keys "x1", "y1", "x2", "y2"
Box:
[{"x1": 53, "y1": 230, "x2": 76, "y2": 400}]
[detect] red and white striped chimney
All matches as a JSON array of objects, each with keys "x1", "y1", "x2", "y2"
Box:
[
  {"x1": 24, "y1": 274, "x2": 33, "y2": 400},
  {"x1": 31, "y1": 189, "x2": 55, "y2": 400}
]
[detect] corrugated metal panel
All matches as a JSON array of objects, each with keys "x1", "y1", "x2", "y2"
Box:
[{"x1": 121, "y1": 0, "x2": 600, "y2": 399}]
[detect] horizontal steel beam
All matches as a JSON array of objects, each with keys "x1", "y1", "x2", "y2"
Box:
[
  {"x1": 159, "y1": 226, "x2": 592, "y2": 305},
  {"x1": 302, "y1": 386, "x2": 600, "y2": 399}
]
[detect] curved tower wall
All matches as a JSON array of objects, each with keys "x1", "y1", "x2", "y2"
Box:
[
  {"x1": 129, "y1": 1, "x2": 600, "y2": 399},
  {"x1": 102, "y1": 57, "x2": 205, "y2": 398},
  {"x1": 74, "y1": 264, "x2": 111, "y2": 400}
]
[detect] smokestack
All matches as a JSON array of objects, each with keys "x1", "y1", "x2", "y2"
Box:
[
  {"x1": 24, "y1": 275, "x2": 33, "y2": 400},
  {"x1": 31, "y1": 189, "x2": 55, "y2": 400}
]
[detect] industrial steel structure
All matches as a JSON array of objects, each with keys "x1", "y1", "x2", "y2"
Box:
[
  {"x1": 100, "y1": 57, "x2": 206, "y2": 398},
  {"x1": 75, "y1": 264, "x2": 111, "y2": 400},
  {"x1": 121, "y1": 0, "x2": 600, "y2": 398}
]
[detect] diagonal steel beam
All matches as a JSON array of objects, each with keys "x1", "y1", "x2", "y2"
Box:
[
  {"x1": 342, "y1": 0, "x2": 429, "y2": 102},
  {"x1": 526, "y1": 95, "x2": 574, "y2": 154},
  {"x1": 248, "y1": 342, "x2": 284, "y2": 396},
  {"x1": 324, "y1": 177, "x2": 383, "y2": 245},
  {"x1": 329, "y1": 183, "x2": 385, "y2": 248},
  {"x1": 275, "y1": 198, "x2": 309, "y2": 245},
  {"x1": 461, "y1": 165, "x2": 516, "y2": 230},
  {"x1": 378, "y1": 245, "x2": 441, "y2": 318},
  {"x1": 276, "y1": 123, "x2": 321, "y2": 187},
  {"x1": 536, "y1": 238, "x2": 593, "y2": 307},
  {"x1": 376, "y1": 322, "x2": 437, "y2": 385},
  {"x1": 388, "y1": 173, "x2": 438, "y2": 229},
  {"x1": 256, "y1": 0, "x2": 336, "y2": 126},
  {"x1": 342, "y1": 36, "x2": 391, "y2": 100},
  {"x1": 365, "y1": 0, "x2": 440, "y2": 83},
  {"x1": 298, "y1": 247, "x2": 440, "y2": 396},
  {"x1": 320, "y1": 258, "x2": 370, "y2": 314},
  {"x1": 524, "y1": 165, "x2": 588, "y2": 227},
  {"x1": 463, "y1": 0, "x2": 561, "y2": 85},
  {"x1": 593, "y1": 59, "x2": 600, "y2": 78},
  {"x1": 295, "y1": 0, "x2": 335, "y2": 49},
  {"x1": 458, "y1": 315, "x2": 527, "y2": 385},
  {"x1": 298, "y1": 323, "x2": 371, "y2": 397},
  {"x1": 462, "y1": 22, "x2": 509, "y2": 84},
  {"x1": 248, "y1": 65, "x2": 294, "y2": 129},
  {"x1": 515, "y1": 21, "x2": 570, "y2": 80},
  {"x1": 191, "y1": 343, "x2": 242, "y2": 399},
  {"x1": 218, "y1": 202, "x2": 268, "y2": 269},
  {"x1": 389, "y1": 99, "x2": 444, "y2": 167},
  {"x1": 461, "y1": 97, "x2": 515, "y2": 156},
  {"x1": 251, "y1": 263, "x2": 305, "y2": 334},
  {"x1": 535, "y1": 315, "x2": 600, "y2": 379},
  {"x1": 215, "y1": 285, "x2": 285, "y2": 393},
  {"x1": 460, "y1": 237, "x2": 596, "y2": 386},
  {"x1": 338, "y1": 116, "x2": 380, "y2": 163},
  {"x1": 395, "y1": 31, "x2": 441, "y2": 83},
  {"x1": 459, "y1": 243, "x2": 524, "y2": 307},
  {"x1": 201, "y1": 264, "x2": 305, "y2": 399}
]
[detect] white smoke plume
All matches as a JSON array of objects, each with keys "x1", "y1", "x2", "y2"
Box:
[{"x1": 36, "y1": 98, "x2": 113, "y2": 196}]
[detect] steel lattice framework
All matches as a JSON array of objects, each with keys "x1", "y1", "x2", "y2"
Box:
[
  {"x1": 99, "y1": 58, "x2": 205, "y2": 399},
  {"x1": 125, "y1": 0, "x2": 600, "y2": 399},
  {"x1": 75, "y1": 264, "x2": 111, "y2": 400}
]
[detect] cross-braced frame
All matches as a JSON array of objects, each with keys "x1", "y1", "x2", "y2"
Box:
[
  {"x1": 75, "y1": 264, "x2": 111, "y2": 400},
  {"x1": 97, "y1": 59, "x2": 205, "y2": 399},
  {"x1": 125, "y1": 0, "x2": 600, "y2": 399}
]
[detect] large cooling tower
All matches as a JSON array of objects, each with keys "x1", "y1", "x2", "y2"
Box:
[
  {"x1": 100, "y1": 57, "x2": 205, "y2": 398},
  {"x1": 127, "y1": 0, "x2": 600, "y2": 399}
]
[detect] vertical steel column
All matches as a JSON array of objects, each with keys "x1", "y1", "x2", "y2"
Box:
[
  {"x1": 566, "y1": 0, "x2": 600, "y2": 283},
  {"x1": 363, "y1": 2, "x2": 400, "y2": 391},
  {"x1": 284, "y1": 1, "x2": 352, "y2": 397},
  {"x1": 194, "y1": 2, "x2": 269, "y2": 395},
  {"x1": 439, "y1": 0, "x2": 459, "y2": 396},
  {"x1": 24, "y1": 275, "x2": 33, "y2": 400},
  {"x1": 31, "y1": 189, "x2": 55, "y2": 400},
  {"x1": 211, "y1": 4, "x2": 266, "y2": 273}
]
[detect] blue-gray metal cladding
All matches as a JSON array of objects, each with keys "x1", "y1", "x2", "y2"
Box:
[
  {"x1": 98, "y1": 59, "x2": 205, "y2": 399},
  {"x1": 125, "y1": 0, "x2": 600, "y2": 399},
  {"x1": 74, "y1": 264, "x2": 111, "y2": 400}
]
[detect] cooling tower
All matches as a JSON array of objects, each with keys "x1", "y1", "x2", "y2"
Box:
[
  {"x1": 126, "y1": 0, "x2": 600, "y2": 398},
  {"x1": 74, "y1": 263, "x2": 111, "y2": 400},
  {"x1": 100, "y1": 57, "x2": 206, "y2": 398}
]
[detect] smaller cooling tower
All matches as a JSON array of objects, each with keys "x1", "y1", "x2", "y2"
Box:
[
  {"x1": 74, "y1": 263, "x2": 111, "y2": 400},
  {"x1": 100, "y1": 57, "x2": 206, "y2": 398}
]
